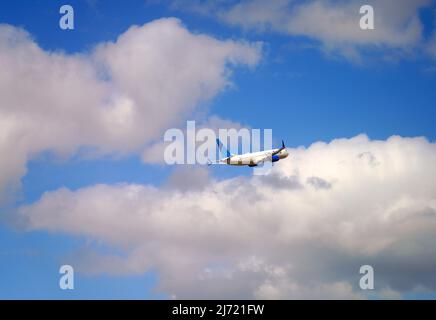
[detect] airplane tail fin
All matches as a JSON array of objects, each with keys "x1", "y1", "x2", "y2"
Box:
[{"x1": 216, "y1": 138, "x2": 233, "y2": 158}]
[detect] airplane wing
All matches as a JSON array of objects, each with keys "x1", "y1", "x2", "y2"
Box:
[
  {"x1": 254, "y1": 141, "x2": 285, "y2": 165},
  {"x1": 271, "y1": 140, "x2": 285, "y2": 156},
  {"x1": 252, "y1": 153, "x2": 273, "y2": 165}
]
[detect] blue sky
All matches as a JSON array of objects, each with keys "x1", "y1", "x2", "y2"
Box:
[{"x1": 1, "y1": 0, "x2": 436, "y2": 299}]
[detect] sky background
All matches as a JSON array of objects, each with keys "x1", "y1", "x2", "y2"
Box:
[{"x1": 1, "y1": 0, "x2": 436, "y2": 299}]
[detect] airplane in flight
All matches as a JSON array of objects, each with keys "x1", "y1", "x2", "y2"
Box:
[{"x1": 208, "y1": 139, "x2": 289, "y2": 167}]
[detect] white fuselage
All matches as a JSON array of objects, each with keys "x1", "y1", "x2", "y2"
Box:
[{"x1": 222, "y1": 148, "x2": 289, "y2": 166}]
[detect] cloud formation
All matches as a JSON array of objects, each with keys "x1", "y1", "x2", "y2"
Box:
[
  {"x1": 0, "y1": 18, "x2": 261, "y2": 200},
  {"x1": 168, "y1": 0, "x2": 435, "y2": 61},
  {"x1": 19, "y1": 134, "x2": 436, "y2": 298}
]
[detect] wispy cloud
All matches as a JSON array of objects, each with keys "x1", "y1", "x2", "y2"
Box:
[{"x1": 164, "y1": 0, "x2": 436, "y2": 62}]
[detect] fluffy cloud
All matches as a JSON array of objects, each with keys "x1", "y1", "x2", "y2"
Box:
[
  {"x1": 168, "y1": 0, "x2": 434, "y2": 61},
  {"x1": 0, "y1": 18, "x2": 261, "y2": 200},
  {"x1": 19, "y1": 134, "x2": 436, "y2": 298}
]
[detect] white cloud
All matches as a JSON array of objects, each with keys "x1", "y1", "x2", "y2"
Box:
[
  {"x1": 169, "y1": 0, "x2": 434, "y2": 61},
  {"x1": 0, "y1": 19, "x2": 261, "y2": 199},
  {"x1": 19, "y1": 134, "x2": 436, "y2": 298}
]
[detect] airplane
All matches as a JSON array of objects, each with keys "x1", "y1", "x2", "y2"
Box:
[{"x1": 208, "y1": 139, "x2": 289, "y2": 167}]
